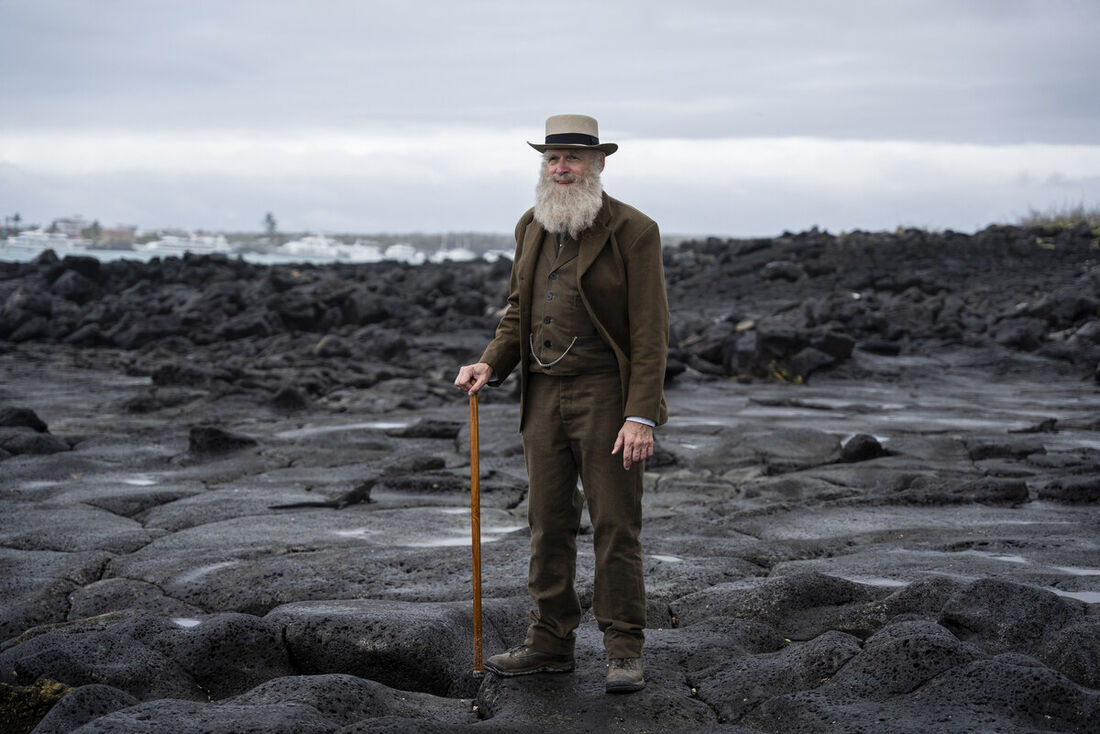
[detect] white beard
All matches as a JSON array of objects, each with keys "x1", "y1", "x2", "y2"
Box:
[{"x1": 533, "y1": 161, "x2": 604, "y2": 239}]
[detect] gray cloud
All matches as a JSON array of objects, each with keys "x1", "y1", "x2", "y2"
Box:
[{"x1": 3, "y1": 0, "x2": 1098, "y2": 142}]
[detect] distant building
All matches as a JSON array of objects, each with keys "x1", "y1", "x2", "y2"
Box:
[
  {"x1": 102, "y1": 226, "x2": 137, "y2": 247},
  {"x1": 54, "y1": 215, "x2": 90, "y2": 237}
]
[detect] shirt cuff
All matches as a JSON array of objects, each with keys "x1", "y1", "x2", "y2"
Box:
[{"x1": 625, "y1": 416, "x2": 655, "y2": 427}]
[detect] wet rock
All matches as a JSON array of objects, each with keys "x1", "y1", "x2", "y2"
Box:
[
  {"x1": 217, "y1": 309, "x2": 283, "y2": 340},
  {"x1": 381, "y1": 453, "x2": 446, "y2": 474},
  {"x1": 788, "y1": 346, "x2": 835, "y2": 379},
  {"x1": 747, "y1": 428, "x2": 842, "y2": 475},
  {"x1": 762, "y1": 260, "x2": 805, "y2": 281},
  {"x1": 187, "y1": 425, "x2": 257, "y2": 454},
  {"x1": 387, "y1": 419, "x2": 462, "y2": 439},
  {"x1": 29, "y1": 684, "x2": 138, "y2": 734},
  {"x1": 107, "y1": 314, "x2": 186, "y2": 350},
  {"x1": 50, "y1": 255, "x2": 102, "y2": 282},
  {"x1": 67, "y1": 578, "x2": 204, "y2": 620},
  {"x1": 1010, "y1": 417, "x2": 1059, "y2": 433},
  {"x1": 116, "y1": 613, "x2": 294, "y2": 699},
  {"x1": 693, "y1": 630, "x2": 862, "y2": 723},
  {"x1": 1, "y1": 503, "x2": 161, "y2": 554},
  {"x1": 342, "y1": 291, "x2": 390, "y2": 325},
  {"x1": 858, "y1": 338, "x2": 902, "y2": 355},
  {"x1": 382, "y1": 470, "x2": 465, "y2": 494},
  {"x1": 746, "y1": 653, "x2": 1100, "y2": 734},
  {"x1": 3, "y1": 285, "x2": 54, "y2": 318},
  {"x1": 827, "y1": 620, "x2": 983, "y2": 696},
  {"x1": 0, "y1": 625, "x2": 201, "y2": 700},
  {"x1": 65, "y1": 698, "x2": 335, "y2": 734},
  {"x1": 994, "y1": 317, "x2": 1048, "y2": 350},
  {"x1": 9, "y1": 315, "x2": 50, "y2": 342},
  {"x1": 0, "y1": 429, "x2": 71, "y2": 456},
  {"x1": 672, "y1": 572, "x2": 888, "y2": 639},
  {"x1": 0, "y1": 549, "x2": 115, "y2": 642},
  {"x1": 51, "y1": 269, "x2": 100, "y2": 304},
  {"x1": 230, "y1": 674, "x2": 471, "y2": 729},
  {"x1": 266, "y1": 598, "x2": 493, "y2": 698},
  {"x1": 838, "y1": 433, "x2": 887, "y2": 463},
  {"x1": 938, "y1": 578, "x2": 1082, "y2": 656},
  {"x1": 1038, "y1": 617, "x2": 1100, "y2": 689},
  {"x1": 1038, "y1": 476, "x2": 1100, "y2": 503},
  {"x1": 966, "y1": 436, "x2": 1046, "y2": 461},
  {"x1": 63, "y1": 323, "x2": 105, "y2": 347},
  {"x1": 313, "y1": 334, "x2": 352, "y2": 358},
  {"x1": 352, "y1": 327, "x2": 408, "y2": 361},
  {"x1": 0, "y1": 406, "x2": 49, "y2": 432},
  {"x1": 887, "y1": 476, "x2": 1028, "y2": 505},
  {"x1": 334, "y1": 718, "x2": 470, "y2": 734},
  {"x1": 121, "y1": 388, "x2": 203, "y2": 414},
  {"x1": 271, "y1": 384, "x2": 309, "y2": 411}
]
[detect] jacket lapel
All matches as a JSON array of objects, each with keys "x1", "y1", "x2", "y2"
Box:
[
  {"x1": 518, "y1": 220, "x2": 543, "y2": 281},
  {"x1": 577, "y1": 194, "x2": 613, "y2": 278}
]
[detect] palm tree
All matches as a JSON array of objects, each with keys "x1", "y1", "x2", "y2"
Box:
[{"x1": 263, "y1": 212, "x2": 277, "y2": 240}]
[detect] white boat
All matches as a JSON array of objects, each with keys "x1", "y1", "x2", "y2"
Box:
[{"x1": 1, "y1": 229, "x2": 87, "y2": 255}]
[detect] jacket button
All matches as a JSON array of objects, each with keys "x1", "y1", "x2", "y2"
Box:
[
  {"x1": 549, "y1": 272, "x2": 558, "y2": 279},
  {"x1": 546, "y1": 293, "x2": 553, "y2": 301},
  {"x1": 543, "y1": 340, "x2": 552, "y2": 348},
  {"x1": 543, "y1": 317, "x2": 551, "y2": 324}
]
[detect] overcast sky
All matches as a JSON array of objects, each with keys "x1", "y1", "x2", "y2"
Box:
[{"x1": 2, "y1": 0, "x2": 1098, "y2": 237}]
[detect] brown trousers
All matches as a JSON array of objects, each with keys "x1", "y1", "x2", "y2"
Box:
[{"x1": 521, "y1": 371, "x2": 646, "y2": 659}]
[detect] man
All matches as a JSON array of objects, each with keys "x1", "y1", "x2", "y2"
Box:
[{"x1": 454, "y1": 114, "x2": 669, "y2": 694}]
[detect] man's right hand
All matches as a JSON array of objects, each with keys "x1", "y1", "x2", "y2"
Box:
[{"x1": 454, "y1": 362, "x2": 493, "y2": 395}]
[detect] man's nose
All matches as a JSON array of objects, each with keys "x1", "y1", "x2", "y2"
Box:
[{"x1": 551, "y1": 160, "x2": 569, "y2": 174}]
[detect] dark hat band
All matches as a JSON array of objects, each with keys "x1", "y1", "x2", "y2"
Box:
[{"x1": 545, "y1": 132, "x2": 600, "y2": 146}]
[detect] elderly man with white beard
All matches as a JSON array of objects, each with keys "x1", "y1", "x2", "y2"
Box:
[{"x1": 455, "y1": 114, "x2": 669, "y2": 694}]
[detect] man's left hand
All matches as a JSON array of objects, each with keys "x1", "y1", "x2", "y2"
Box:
[{"x1": 612, "y1": 421, "x2": 653, "y2": 471}]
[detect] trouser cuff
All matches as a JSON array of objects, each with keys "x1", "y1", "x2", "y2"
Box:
[{"x1": 525, "y1": 625, "x2": 575, "y2": 656}]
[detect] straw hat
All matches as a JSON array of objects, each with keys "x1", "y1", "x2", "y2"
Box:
[{"x1": 528, "y1": 114, "x2": 618, "y2": 156}]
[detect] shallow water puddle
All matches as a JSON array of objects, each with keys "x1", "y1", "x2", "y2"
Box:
[
  {"x1": 332, "y1": 508, "x2": 524, "y2": 547},
  {"x1": 401, "y1": 525, "x2": 527, "y2": 547},
  {"x1": 172, "y1": 561, "x2": 240, "y2": 585},
  {"x1": 1047, "y1": 589, "x2": 1100, "y2": 604},
  {"x1": 649, "y1": 554, "x2": 684, "y2": 563},
  {"x1": 274, "y1": 421, "x2": 409, "y2": 439},
  {"x1": 835, "y1": 574, "x2": 909, "y2": 588},
  {"x1": 1050, "y1": 565, "x2": 1100, "y2": 576},
  {"x1": 332, "y1": 528, "x2": 380, "y2": 539},
  {"x1": 171, "y1": 618, "x2": 202, "y2": 628},
  {"x1": 121, "y1": 475, "x2": 158, "y2": 486}
]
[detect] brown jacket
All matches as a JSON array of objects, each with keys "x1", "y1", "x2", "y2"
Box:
[{"x1": 480, "y1": 192, "x2": 669, "y2": 428}]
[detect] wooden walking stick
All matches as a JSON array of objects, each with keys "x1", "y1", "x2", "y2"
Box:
[{"x1": 469, "y1": 393, "x2": 483, "y2": 674}]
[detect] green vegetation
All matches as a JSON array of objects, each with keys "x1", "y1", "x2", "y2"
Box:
[
  {"x1": 1018, "y1": 203, "x2": 1100, "y2": 230},
  {"x1": 80, "y1": 220, "x2": 102, "y2": 243}
]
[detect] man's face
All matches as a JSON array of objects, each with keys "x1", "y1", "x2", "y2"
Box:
[{"x1": 544, "y1": 148, "x2": 601, "y2": 185}]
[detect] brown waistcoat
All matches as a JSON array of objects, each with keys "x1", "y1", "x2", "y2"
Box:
[{"x1": 528, "y1": 230, "x2": 618, "y2": 375}]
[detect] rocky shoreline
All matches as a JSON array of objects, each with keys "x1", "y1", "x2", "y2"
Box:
[{"x1": 2, "y1": 224, "x2": 1099, "y2": 732}]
